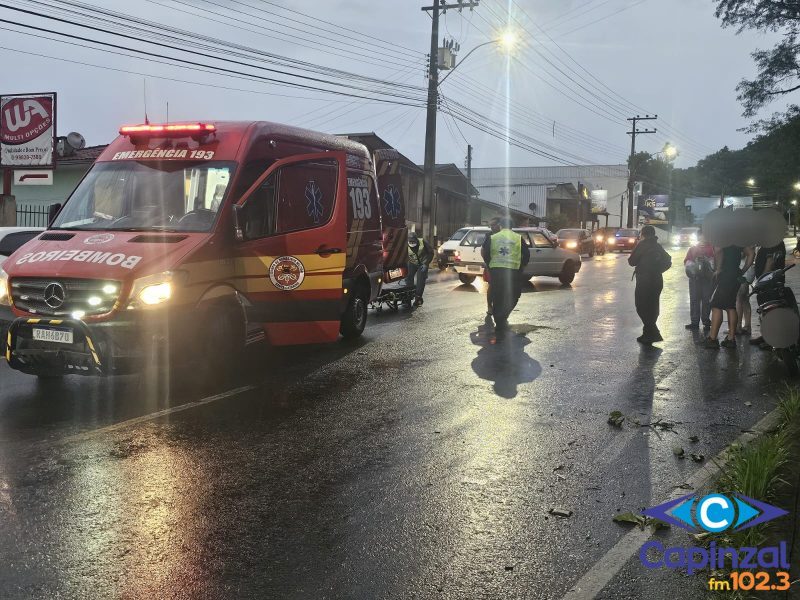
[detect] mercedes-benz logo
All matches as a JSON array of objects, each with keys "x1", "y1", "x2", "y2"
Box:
[{"x1": 43, "y1": 282, "x2": 66, "y2": 309}]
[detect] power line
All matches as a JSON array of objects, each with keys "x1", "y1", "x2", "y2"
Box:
[
  {"x1": 0, "y1": 8, "x2": 429, "y2": 103},
  {"x1": 0, "y1": 20, "x2": 428, "y2": 107}
]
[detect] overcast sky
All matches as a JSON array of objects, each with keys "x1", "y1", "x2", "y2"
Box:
[{"x1": 0, "y1": 0, "x2": 784, "y2": 169}]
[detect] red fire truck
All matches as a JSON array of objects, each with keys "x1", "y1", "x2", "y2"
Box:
[{"x1": 0, "y1": 121, "x2": 408, "y2": 377}]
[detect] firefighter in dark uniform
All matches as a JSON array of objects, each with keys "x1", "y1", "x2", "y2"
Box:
[
  {"x1": 481, "y1": 217, "x2": 530, "y2": 335},
  {"x1": 407, "y1": 232, "x2": 433, "y2": 307},
  {"x1": 628, "y1": 225, "x2": 672, "y2": 344}
]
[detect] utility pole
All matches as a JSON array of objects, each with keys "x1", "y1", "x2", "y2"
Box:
[
  {"x1": 421, "y1": 0, "x2": 479, "y2": 247},
  {"x1": 626, "y1": 115, "x2": 657, "y2": 228},
  {"x1": 466, "y1": 144, "x2": 480, "y2": 225}
]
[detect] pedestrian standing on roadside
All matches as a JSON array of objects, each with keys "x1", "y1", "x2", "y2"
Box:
[
  {"x1": 484, "y1": 217, "x2": 502, "y2": 316},
  {"x1": 481, "y1": 217, "x2": 530, "y2": 337},
  {"x1": 735, "y1": 247, "x2": 756, "y2": 335},
  {"x1": 750, "y1": 240, "x2": 787, "y2": 348},
  {"x1": 406, "y1": 231, "x2": 433, "y2": 307},
  {"x1": 684, "y1": 228, "x2": 715, "y2": 331},
  {"x1": 705, "y1": 244, "x2": 755, "y2": 349},
  {"x1": 628, "y1": 225, "x2": 672, "y2": 345}
]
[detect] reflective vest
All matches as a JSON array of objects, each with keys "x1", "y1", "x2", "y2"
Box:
[
  {"x1": 408, "y1": 241, "x2": 427, "y2": 266},
  {"x1": 489, "y1": 229, "x2": 522, "y2": 270}
]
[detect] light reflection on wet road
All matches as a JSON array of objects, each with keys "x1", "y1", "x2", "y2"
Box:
[{"x1": 0, "y1": 249, "x2": 795, "y2": 599}]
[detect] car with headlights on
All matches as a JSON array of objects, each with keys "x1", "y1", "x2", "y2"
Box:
[
  {"x1": 555, "y1": 228, "x2": 596, "y2": 257},
  {"x1": 437, "y1": 226, "x2": 472, "y2": 268},
  {"x1": 674, "y1": 227, "x2": 700, "y2": 247},
  {"x1": 607, "y1": 228, "x2": 640, "y2": 252}
]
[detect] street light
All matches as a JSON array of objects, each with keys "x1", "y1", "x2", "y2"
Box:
[
  {"x1": 793, "y1": 182, "x2": 800, "y2": 191},
  {"x1": 663, "y1": 143, "x2": 678, "y2": 160},
  {"x1": 438, "y1": 30, "x2": 518, "y2": 86},
  {"x1": 747, "y1": 178, "x2": 756, "y2": 187}
]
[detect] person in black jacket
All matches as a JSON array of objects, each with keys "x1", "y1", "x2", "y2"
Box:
[
  {"x1": 628, "y1": 225, "x2": 672, "y2": 345},
  {"x1": 406, "y1": 232, "x2": 434, "y2": 307}
]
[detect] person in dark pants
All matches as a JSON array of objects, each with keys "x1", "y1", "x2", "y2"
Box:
[
  {"x1": 749, "y1": 241, "x2": 786, "y2": 348},
  {"x1": 484, "y1": 217, "x2": 502, "y2": 316},
  {"x1": 683, "y1": 229, "x2": 715, "y2": 330},
  {"x1": 481, "y1": 217, "x2": 530, "y2": 336},
  {"x1": 628, "y1": 225, "x2": 672, "y2": 345},
  {"x1": 406, "y1": 232, "x2": 433, "y2": 307},
  {"x1": 705, "y1": 245, "x2": 754, "y2": 349}
]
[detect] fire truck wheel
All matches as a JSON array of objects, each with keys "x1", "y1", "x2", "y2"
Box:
[{"x1": 341, "y1": 286, "x2": 368, "y2": 338}]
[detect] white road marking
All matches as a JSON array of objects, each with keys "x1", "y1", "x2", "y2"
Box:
[
  {"x1": 560, "y1": 408, "x2": 782, "y2": 600},
  {"x1": 60, "y1": 385, "x2": 256, "y2": 445}
]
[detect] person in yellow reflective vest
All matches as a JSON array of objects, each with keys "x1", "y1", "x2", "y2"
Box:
[{"x1": 481, "y1": 217, "x2": 530, "y2": 335}]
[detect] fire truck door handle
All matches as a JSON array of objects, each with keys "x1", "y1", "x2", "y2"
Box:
[{"x1": 314, "y1": 245, "x2": 342, "y2": 255}]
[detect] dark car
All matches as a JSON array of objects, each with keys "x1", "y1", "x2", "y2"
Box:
[
  {"x1": 608, "y1": 228, "x2": 640, "y2": 252},
  {"x1": 555, "y1": 228, "x2": 596, "y2": 257}
]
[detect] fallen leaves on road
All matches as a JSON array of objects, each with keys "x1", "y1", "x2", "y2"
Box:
[
  {"x1": 688, "y1": 435, "x2": 699, "y2": 443},
  {"x1": 689, "y1": 453, "x2": 705, "y2": 463},
  {"x1": 549, "y1": 507, "x2": 573, "y2": 518},
  {"x1": 613, "y1": 511, "x2": 671, "y2": 531},
  {"x1": 673, "y1": 446, "x2": 685, "y2": 457},
  {"x1": 608, "y1": 411, "x2": 625, "y2": 427}
]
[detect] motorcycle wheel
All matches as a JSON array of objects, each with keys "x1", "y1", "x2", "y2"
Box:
[{"x1": 778, "y1": 347, "x2": 800, "y2": 376}]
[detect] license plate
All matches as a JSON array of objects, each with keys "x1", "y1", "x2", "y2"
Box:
[
  {"x1": 468, "y1": 264, "x2": 482, "y2": 272},
  {"x1": 32, "y1": 327, "x2": 74, "y2": 344},
  {"x1": 388, "y1": 268, "x2": 403, "y2": 279}
]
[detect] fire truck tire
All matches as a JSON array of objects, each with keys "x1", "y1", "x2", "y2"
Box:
[
  {"x1": 458, "y1": 274, "x2": 477, "y2": 284},
  {"x1": 340, "y1": 286, "x2": 368, "y2": 338}
]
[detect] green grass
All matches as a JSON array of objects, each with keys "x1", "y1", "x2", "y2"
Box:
[{"x1": 703, "y1": 387, "x2": 799, "y2": 598}]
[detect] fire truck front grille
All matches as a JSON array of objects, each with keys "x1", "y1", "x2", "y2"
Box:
[{"x1": 11, "y1": 278, "x2": 121, "y2": 317}]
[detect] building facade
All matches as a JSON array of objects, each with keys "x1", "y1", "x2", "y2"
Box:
[{"x1": 470, "y1": 164, "x2": 630, "y2": 228}]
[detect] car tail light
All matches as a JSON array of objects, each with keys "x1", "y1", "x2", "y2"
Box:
[{"x1": 119, "y1": 123, "x2": 216, "y2": 136}]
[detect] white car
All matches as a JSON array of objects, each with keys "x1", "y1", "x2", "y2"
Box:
[
  {"x1": 452, "y1": 226, "x2": 582, "y2": 285},
  {"x1": 0, "y1": 227, "x2": 44, "y2": 267},
  {"x1": 437, "y1": 227, "x2": 473, "y2": 267}
]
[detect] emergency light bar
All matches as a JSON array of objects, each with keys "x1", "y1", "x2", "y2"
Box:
[{"x1": 119, "y1": 123, "x2": 216, "y2": 136}]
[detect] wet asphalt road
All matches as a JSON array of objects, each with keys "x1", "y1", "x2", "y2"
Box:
[{"x1": 0, "y1": 248, "x2": 796, "y2": 599}]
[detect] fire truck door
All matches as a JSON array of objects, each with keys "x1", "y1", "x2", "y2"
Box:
[{"x1": 234, "y1": 153, "x2": 347, "y2": 345}]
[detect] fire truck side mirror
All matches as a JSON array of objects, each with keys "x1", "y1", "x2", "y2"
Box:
[
  {"x1": 232, "y1": 204, "x2": 244, "y2": 242},
  {"x1": 47, "y1": 203, "x2": 62, "y2": 227}
]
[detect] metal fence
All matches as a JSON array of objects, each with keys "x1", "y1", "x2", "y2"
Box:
[{"x1": 16, "y1": 203, "x2": 53, "y2": 227}]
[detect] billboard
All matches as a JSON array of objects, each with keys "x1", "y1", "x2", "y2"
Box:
[
  {"x1": 638, "y1": 194, "x2": 669, "y2": 225},
  {"x1": 0, "y1": 93, "x2": 56, "y2": 168},
  {"x1": 590, "y1": 189, "x2": 608, "y2": 213}
]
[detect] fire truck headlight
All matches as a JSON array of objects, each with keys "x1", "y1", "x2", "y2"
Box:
[
  {"x1": 140, "y1": 282, "x2": 172, "y2": 306},
  {"x1": 128, "y1": 271, "x2": 184, "y2": 309},
  {"x1": 0, "y1": 268, "x2": 9, "y2": 306}
]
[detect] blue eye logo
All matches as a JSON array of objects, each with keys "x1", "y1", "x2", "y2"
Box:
[{"x1": 643, "y1": 493, "x2": 788, "y2": 533}]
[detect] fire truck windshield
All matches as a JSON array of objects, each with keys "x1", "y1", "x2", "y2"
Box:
[{"x1": 52, "y1": 160, "x2": 236, "y2": 232}]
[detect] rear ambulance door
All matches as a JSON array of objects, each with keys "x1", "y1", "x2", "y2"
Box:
[
  {"x1": 374, "y1": 149, "x2": 408, "y2": 282},
  {"x1": 234, "y1": 152, "x2": 347, "y2": 345}
]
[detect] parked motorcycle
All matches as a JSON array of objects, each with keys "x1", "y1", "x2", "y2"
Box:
[{"x1": 751, "y1": 263, "x2": 800, "y2": 375}]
